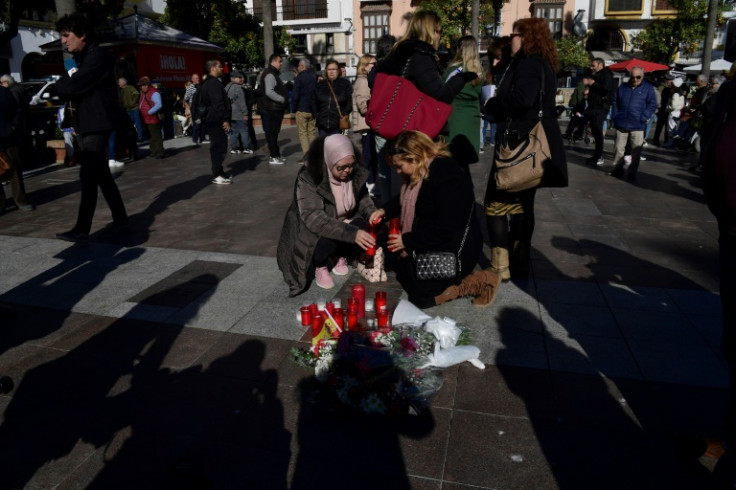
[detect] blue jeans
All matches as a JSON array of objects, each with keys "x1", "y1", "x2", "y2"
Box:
[
  {"x1": 229, "y1": 119, "x2": 250, "y2": 151},
  {"x1": 192, "y1": 121, "x2": 206, "y2": 144},
  {"x1": 107, "y1": 130, "x2": 116, "y2": 161},
  {"x1": 127, "y1": 109, "x2": 144, "y2": 141}
]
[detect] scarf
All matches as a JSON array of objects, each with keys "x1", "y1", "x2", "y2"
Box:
[
  {"x1": 399, "y1": 179, "x2": 423, "y2": 234},
  {"x1": 324, "y1": 134, "x2": 355, "y2": 220}
]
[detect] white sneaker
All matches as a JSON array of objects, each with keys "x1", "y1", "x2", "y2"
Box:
[
  {"x1": 269, "y1": 157, "x2": 285, "y2": 165},
  {"x1": 230, "y1": 150, "x2": 241, "y2": 154},
  {"x1": 108, "y1": 159, "x2": 124, "y2": 168},
  {"x1": 212, "y1": 175, "x2": 232, "y2": 185},
  {"x1": 596, "y1": 159, "x2": 605, "y2": 166},
  {"x1": 242, "y1": 148, "x2": 254, "y2": 154},
  {"x1": 278, "y1": 156, "x2": 287, "y2": 163}
]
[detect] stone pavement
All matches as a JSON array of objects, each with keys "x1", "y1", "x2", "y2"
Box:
[{"x1": 0, "y1": 126, "x2": 728, "y2": 489}]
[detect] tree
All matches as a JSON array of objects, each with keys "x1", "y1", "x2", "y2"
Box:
[
  {"x1": 417, "y1": 0, "x2": 496, "y2": 49},
  {"x1": 162, "y1": 0, "x2": 295, "y2": 70},
  {"x1": 631, "y1": 0, "x2": 723, "y2": 64},
  {"x1": 556, "y1": 35, "x2": 589, "y2": 71}
]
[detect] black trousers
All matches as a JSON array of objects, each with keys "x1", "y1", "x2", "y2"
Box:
[
  {"x1": 589, "y1": 110, "x2": 607, "y2": 161},
  {"x1": 207, "y1": 123, "x2": 228, "y2": 177},
  {"x1": 262, "y1": 110, "x2": 284, "y2": 158},
  {"x1": 74, "y1": 131, "x2": 128, "y2": 234},
  {"x1": 312, "y1": 217, "x2": 369, "y2": 267},
  {"x1": 652, "y1": 111, "x2": 669, "y2": 144}
]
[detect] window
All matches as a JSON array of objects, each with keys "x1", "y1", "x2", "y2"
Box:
[
  {"x1": 326, "y1": 33, "x2": 334, "y2": 55},
  {"x1": 363, "y1": 12, "x2": 390, "y2": 56},
  {"x1": 605, "y1": 0, "x2": 643, "y2": 14},
  {"x1": 653, "y1": 0, "x2": 675, "y2": 13},
  {"x1": 533, "y1": 4, "x2": 563, "y2": 40}
]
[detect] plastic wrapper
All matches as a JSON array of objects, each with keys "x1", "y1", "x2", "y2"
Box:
[
  {"x1": 424, "y1": 316, "x2": 462, "y2": 348},
  {"x1": 419, "y1": 344, "x2": 485, "y2": 370}
]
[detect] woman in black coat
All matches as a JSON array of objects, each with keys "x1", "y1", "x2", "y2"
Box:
[
  {"x1": 371, "y1": 10, "x2": 477, "y2": 104},
  {"x1": 370, "y1": 131, "x2": 486, "y2": 309},
  {"x1": 313, "y1": 59, "x2": 353, "y2": 136},
  {"x1": 483, "y1": 18, "x2": 568, "y2": 280}
]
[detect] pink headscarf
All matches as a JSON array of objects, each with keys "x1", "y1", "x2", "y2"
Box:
[{"x1": 324, "y1": 134, "x2": 356, "y2": 220}]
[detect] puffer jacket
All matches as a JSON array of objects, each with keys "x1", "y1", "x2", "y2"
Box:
[
  {"x1": 611, "y1": 81, "x2": 658, "y2": 131},
  {"x1": 276, "y1": 137, "x2": 376, "y2": 296},
  {"x1": 313, "y1": 77, "x2": 353, "y2": 131}
]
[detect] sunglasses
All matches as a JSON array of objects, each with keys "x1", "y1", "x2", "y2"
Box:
[
  {"x1": 631, "y1": 76, "x2": 643, "y2": 80},
  {"x1": 386, "y1": 144, "x2": 408, "y2": 156}
]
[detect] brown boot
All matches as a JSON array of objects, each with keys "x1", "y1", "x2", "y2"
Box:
[
  {"x1": 435, "y1": 270, "x2": 485, "y2": 305},
  {"x1": 471, "y1": 269, "x2": 501, "y2": 307},
  {"x1": 491, "y1": 247, "x2": 511, "y2": 281},
  {"x1": 434, "y1": 284, "x2": 460, "y2": 305}
]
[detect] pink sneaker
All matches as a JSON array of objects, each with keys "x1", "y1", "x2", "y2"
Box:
[
  {"x1": 332, "y1": 257, "x2": 349, "y2": 276},
  {"x1": 315, "y1": 266, "x2": 334, "y2": 289}
]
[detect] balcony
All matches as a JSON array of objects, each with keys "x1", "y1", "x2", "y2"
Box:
[{"x1": 246, "y1": 0, "x2": 340, "y2": 25}]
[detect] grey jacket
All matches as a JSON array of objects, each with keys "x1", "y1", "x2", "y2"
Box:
[
  {"x1": 226, "y1": 82, "x2": 247, "y2": 120},
  {"x1": 277, "y1": 138, "x2": 376, "y2": 296}
]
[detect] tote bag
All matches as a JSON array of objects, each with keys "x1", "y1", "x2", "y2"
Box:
[{"x1": 365, "y1": 73, "x2": 452, "y2": 140}]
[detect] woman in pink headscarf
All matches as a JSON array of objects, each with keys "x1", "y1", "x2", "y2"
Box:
[{"x1": 277, "y1": 134, "x2": 378, "y2": 295}]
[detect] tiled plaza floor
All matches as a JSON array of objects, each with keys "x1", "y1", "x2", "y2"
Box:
[{"x1": 0, "y1": 126, "x2": 729, "y2": 489}]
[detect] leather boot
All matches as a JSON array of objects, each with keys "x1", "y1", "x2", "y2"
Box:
[
  {"x1": 471, "y1": 269, "x2": 501, "y2": 308},
  {"x1": 491, "y1": 247, "x2": 511, "y2": 281},
  {"x1": 510, "y1": 240, "x2": 530, "y2": 277},
  {"x1": 434, "y1": 284, "x2": 460, "y2": 305}
]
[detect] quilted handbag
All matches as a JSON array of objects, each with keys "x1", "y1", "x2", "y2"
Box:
[
  {"x1": 365, "y1": 72, "x2": 452, "y2": 140},
  {"x1": 356, "y1": 246, "x2": 387, "y2": 282},
  {"x1": 412, "y1": 203, "x2": 474, "y2": 281},
  {"x1": 413, "y1": 251, "x2": 458, "y2": 280}
]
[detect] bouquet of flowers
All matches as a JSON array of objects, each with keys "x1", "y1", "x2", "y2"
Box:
[{"x1": 291, "y1": 323, "x2": 471, "y2": 416}]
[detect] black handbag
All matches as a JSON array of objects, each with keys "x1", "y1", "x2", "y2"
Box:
[{"x1": 413, "y1": 204, "x2": 474, "y2": 280}]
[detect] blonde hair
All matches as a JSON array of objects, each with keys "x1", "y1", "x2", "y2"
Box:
[
  {"x1": 396, "y1": 10, "x2": 441, "y2": 47},
  {"x1": 388, "y1": 130, "x2": 451, "y2": 186},
  {"x1": 450, "y1": 36, "x2": 482, "y2": 86},
  {"x1": 356, "y1": 54, "x2": 376, "y2": 76}
]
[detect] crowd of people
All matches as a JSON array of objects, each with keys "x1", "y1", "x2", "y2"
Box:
[{"x1": 0, "y1": 7, "x2": 734, "y2": 487}]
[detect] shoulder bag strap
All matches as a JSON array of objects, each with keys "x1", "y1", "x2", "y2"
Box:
[
  {"x1": 455, "y1": 202, "x2": 476, "y2": 276},
  {"x1": 326, "y1": 80, "x2": 344, "y2": 118},
  {"x1": 537, "y1": 66, "x2": 545, "y2": 121}
]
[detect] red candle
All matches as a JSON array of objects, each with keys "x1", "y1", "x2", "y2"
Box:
[
  {"x1": 377, "y1": 307, "x2": 389, "y2": 328},
  {"x1": 389, "y1": 218, "x2": 401, "y2": 235},
  {"x1": 347, "y1": 305, "x2": 358, "y2": 330},
  {"x1": 365, "y1": 222, "x2": 377, "y2": 257},
  {"x1": 300, "y1": 306, "x2": 312, "y2": 326},
  {"x1": 311, "y1": 312, "x2": 323, "y2": 337},
  {"x1": 309, "y1": 303, "x2": 318, "y2": 316},
  {"x1": 333, "y1": 308, "x2": 344, "y2": 330},
  {"x1": 352, "y1": 284, "x2": 365, "y2": 318},
  {"x1": 375, "y1": 291, "x2": 387, "y2": 311},
  {"x1": 325, "y1": 301, "x2": 335, "y2": 316}
]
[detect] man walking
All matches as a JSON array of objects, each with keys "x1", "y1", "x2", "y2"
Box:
[
  {"x1": 259, "y1": 54, "x2": 288, "y2": 165},
  {"x1": 118, "y1": 77, "x2": 143, "y2": 141},
  {"x1": 185, "y1": 73, "x2": 206, "y2": 145},
  {"x1": 585, "y1": 57, "x2": 616, "y2": 166},
  {"x1": 606, "y1": 66, "x2": 657, "y2": 182},
  {"x1": 54, "y1": 13, "x2": 129, "y2": 242},
  {"x1": 225, "y1": 70, "x2": 252, "y2": 155},
  {"x1": 194, "y1": 60, "x2": 232, "y2": 184},
  {"x1": 292, "y1": 58, "x2": 317, "y2": 155}
]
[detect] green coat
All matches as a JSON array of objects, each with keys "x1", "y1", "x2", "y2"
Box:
[{"x1": 443, "y1": 63, "x2": 482, "y2": 164}]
